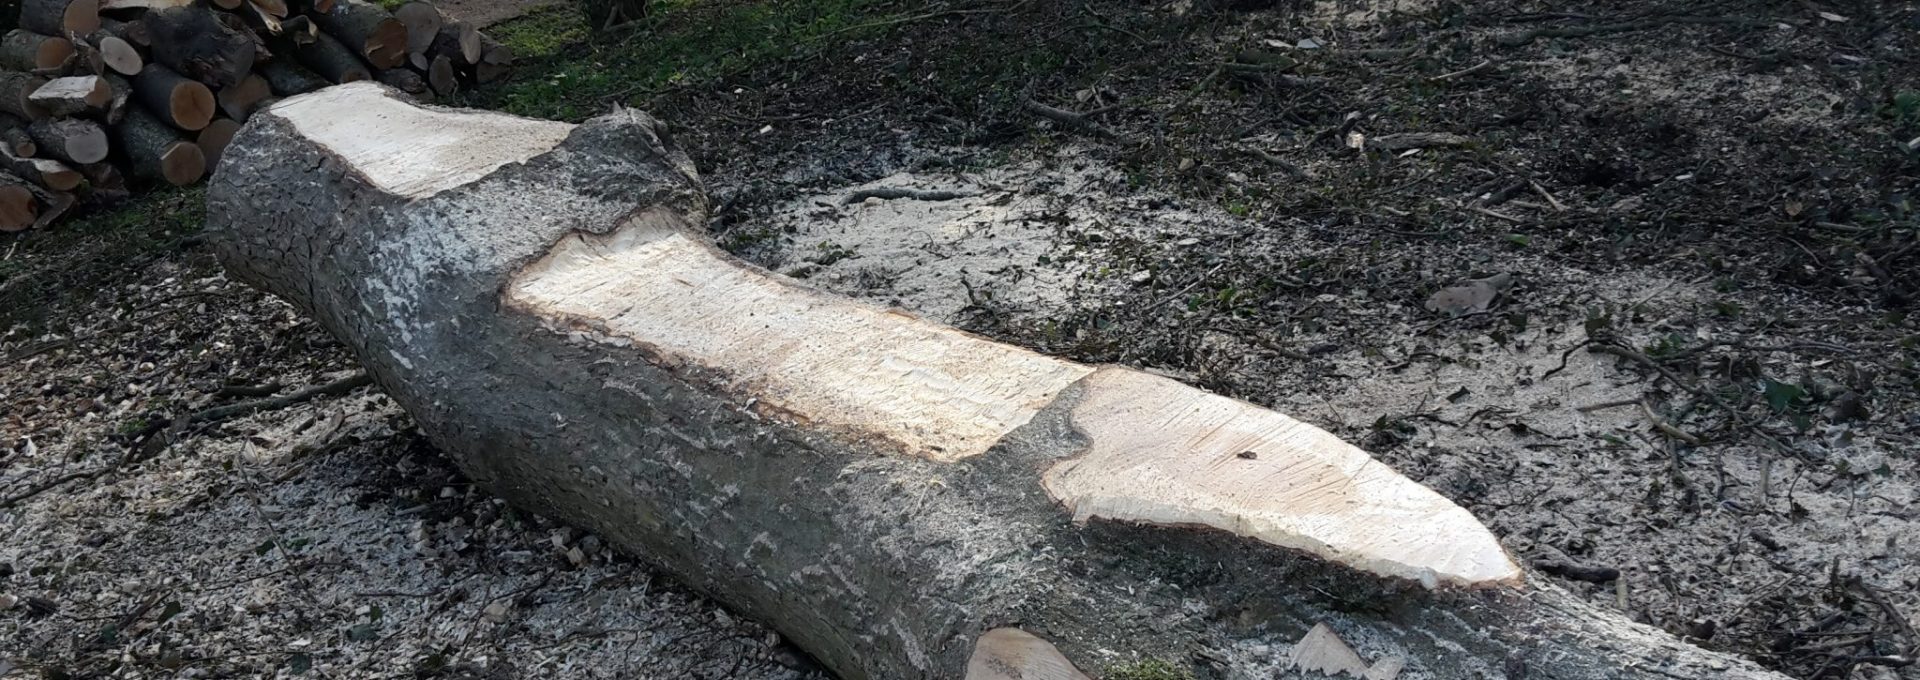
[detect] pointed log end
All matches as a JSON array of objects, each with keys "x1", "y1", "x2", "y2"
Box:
[
  {"x1": 1044, "y1": 367, "x2": 1524, "y2": 589},
  {"x1": 966, "y1": 629, "x2": 1091, "y2": 680}
]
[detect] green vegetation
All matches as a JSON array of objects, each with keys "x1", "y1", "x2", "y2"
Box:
[
  {"x1": 1105, "y1": 658, "x2": 1195, "y2": 680},
  {"x1": 473, "y1": 0, "x2": 889, "y2": 121}
]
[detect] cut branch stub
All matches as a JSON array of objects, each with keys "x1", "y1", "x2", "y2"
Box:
[{"x1": 209, "y1": 83, "x2": 1790, "y2": 680}]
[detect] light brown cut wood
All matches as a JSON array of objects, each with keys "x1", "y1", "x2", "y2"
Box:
[
  {"x1": 79, "y1": 161, "x2": 127, "y2": 203},
  {"x1": 20, "y1": 0, "x2": 101, "y2": 38},
  {"x1": 249, "y1": 0, "x2": 288, "y2": 17},
  {"x1": 211, "y1": 0, "x2": 242, "y2": 9},
  {"x1": 196, "y1": 116, "x2": 239, "y2": 170},
  {"x1": 0, "y1": 72, "x2": 48, "y2": 120},
  {"x1": 29, "y1": 75, "x2": 111, "y2": 117},
  {"x1": 130, "y1": 63, "x2": 215, "y2": 130},
  {"x1": 0, "y1": 147, "x2": 81, "y2": 191},
  {"x1": 964, "y1": 630, "x2": 1090, "y2": 680},
  {"x1": 89, "y1": 33, "x2": 143, "y2": 76},
  {"x1": 296, "y1": 31, "x2": 372, "y2": 83},
  {"x1": 216, "y1": 72, "x2": 269, "y2": 120},
  {"x1": 27, "y1": 117, "x2": 109, "y2": 165},
  {"x1": 0, "y1": 171, "x2": 40, "y2": 231},
  {"x1": 393, "y1": 2, "x2": 442, "y2": 56},
  {"x1": 310, "y1": 0, "x2": 408, "y2": 69},
  {"x1": 116, "y1": 105, "x2": 204, "y2": 186},
  {"x1": 0, "y1": 114, "x2": 36, "y2": 156},
  {"x1": 0, "y1": 30, "x2": 73, "y2": 71},
  {"x1": 430, "y1": 21, "x2": 479, "y2": 64}
]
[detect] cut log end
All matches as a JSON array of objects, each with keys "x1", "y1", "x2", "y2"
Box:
[
  {"x1": 98, "y1": 35, "x2": 143, "y2": 75},
  {"x1": 0, "y1": 182, "x2": 37, "y2": 232},
  {"x1": 197, "y1": 117, "x2": 239, "y2": 170},
  {"x1": 966, "y1": 630, "x2": 1090, "y2": 680},
  {"x1": 169, "y1": 80, "x2": 217, "y2": 131},
  {"x1": 34, "y1": 35, "x2": 73, "y2": 68},
  {"x1": 29, "y1": 118, "x2": 109, "y2": 165},
  {"x1": 61, "y1": 0, "x2": 103, "y2": 35},
  {"x1": 154, "y1": 140, "x2": 206, "y2": 186},
  {"x1": 362, "y1": 18, "x2": 408, "y2": 69}
]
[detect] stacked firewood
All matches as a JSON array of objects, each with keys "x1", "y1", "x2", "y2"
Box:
[{"x1": 0, "y1": 0, "x2": 512, "y2": 232}]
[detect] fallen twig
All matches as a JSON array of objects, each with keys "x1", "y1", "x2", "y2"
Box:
[
  {"x1": 1023, "y1": 98, "x2": 1121, "y2": 140},
  {"x1": 1496, "y1": 15, "x2": 1772, "y2": 47},
  {"x1": 185, "y1": 372, "x2": 374, "y2": 426},
  {"x1": 841, "y1": 187, "x2": 978, "y2": 205}
]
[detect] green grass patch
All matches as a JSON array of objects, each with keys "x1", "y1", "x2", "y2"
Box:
[
  {"x1": 1105, "y1": 658, "x2": 1195, "y2": 680},
  {"x1": 469, "y1": 0, "x2": 897, "y2": 121}
]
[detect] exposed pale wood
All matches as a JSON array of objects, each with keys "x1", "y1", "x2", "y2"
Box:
[
  {"x1": 309, "y1": 0, "x2": 407, "y2": 69},
  {"x1": 392, "y1": 2, "x2": 440, "y2": 56},
  {"x1": 0, "y1": 30, "x2": 73, "y2": 72},
  {"x1": 295, "y1": 30, "x2": 370, "y2": 83},
  {"x1": 195, "y1": 116, "x2": 238, "y2": 170},
  {"x1": 258, "y1": 58, "x2": 328, "y2": 95},
  {"x1": 130, "y1": 62, "x2": 215, "y2": 130},
  {"x1": 215, "y1": 72, "x2": 269, "y2": 120},
  {"x1": 282, "y1": 15, "x2": 318, "y2": 45},
  {"x1": 0, "y1": 71, "x2": 48, "y2": 120},
  {"x1": 430, "y1": 21, "x2": 478, "y2": 64},
  {"x1": 115, "y1": 105, "x2": 204, "y2": 185},
  {"x1": 0, "y1": 171, "x2": 40, "y2": 231},
  {"x1": 249, "y1": 0, "x2": 288, "y2": 17},
  {"x1": 0, "y1": 147, "x2": 82, "y2": 191},
  {"x1": 145, "y1": 6, "x2": 258, "y2": 88},
  {"x1": 27, "y1": 117, "x2": 109, "y2": 164},
  {"x1": 964, "y1": 630, "x2": 1090, "y2": 680},
  {"x1": 88, "y1": 33, "x2": 142, "y2": 76},
  {"x1": 20, "y1": 0, "x2": 100, "y2": 38},
  {"x1": 210, "y1": 0, "x2": 242, "y2": 9},
  {"x1": 28, "y1": 75, "x2": 110, "y2": 117},
  {"x1": 211, "y1": 83, "x2": 1790, "y2": 680}
]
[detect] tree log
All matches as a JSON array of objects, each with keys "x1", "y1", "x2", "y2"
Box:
[
  {"x1": 0, "y1": 146, "x2": 81, "y2": 190},
  {"x1": 28, "y1": 74, "x2": 109, "y2": 116},
  {"x1": 391, "y1": 1, "x2": 439, "y2": 58},
  {"x1": 215, "y1": 71, "x2": 268, "y2": 120},
  {"x1": 144, "y1": 5, "x2": 257, "y2": 88},
  {"x1": 130, "y1": 62, "x2": 214, "y2": 130},
  {"x1": 114, "y1": 104, "x2": 202, "y2": 185},
  {"x1": 88, "y1": 30, "x2": 143, "y2": 76},
  {"x1": 294, "y1": 30, "x2": 369, "y2": 83},
  {"x1": 99, "y1": 18, "x2": 152, "y2": 49},
  {"x1": 423, "y1": 52, "x2": 454, "y2": 97},
  {"x1": 20, "y1": 0, "x2": 99, "y2": 38},
  {"x1": 195, "y1": 115, "x2": 236, "y2": 169},
  {"x1": 26, "y1": 116, "x2": 106, "y2": 164},
  {"x1": 99, "y1": 71, "x2": 129, "y2": 124},
  {"x1": 208, "y1": 83, "x2": 1791, "y2": 680},
  {"x1": 429, "y1": 20, "x2": 477, "y2": 65},
  {"x1": 0, "y1": 170, "x2": 40, "y2": 231},
  {"x1": 78, "y1": 159, "x2": 127, "y2": 202},
  {"x1": 0, "y1": 70, "x2": 47, "y2": 119},
  {"x1": 0, "y1": 30, "x2": 72, "y2": 71},
  {"x1": 281, "y1": 14, "x2": 317, "y2": 45},
  {"x1": 258, "y1": 57, "x2": 327, "y2": 95},
  {"x1": 309, "y1": 0, "x2": 405, "y2": 69},
  {"x1": 374, "y1": 65, "x2": 426, "y2": 100}
]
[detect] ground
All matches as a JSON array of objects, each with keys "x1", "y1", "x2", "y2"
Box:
[{"x1": 3, "y1": 0, "x2": 1918, "y2": 678}]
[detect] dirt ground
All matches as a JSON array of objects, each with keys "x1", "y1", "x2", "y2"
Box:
[{"x1": 4, "y1": 0, "x2": 1919, "y2": 678}]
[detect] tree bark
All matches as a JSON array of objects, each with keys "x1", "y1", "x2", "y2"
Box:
[
  {"x1": 0, "y1": 169, "x2": 39, "y2": 231},
  {"x1": 194, "y1": 115, "x2": 236, "y2": 169},
  {"x1": 373, "y1": 65, "x2": 426, "y2": 100},
  {"x1": 129, "y1": 62, "x2": 213, "y2": 130},
  {"x1": 0, "y1": 113, "x2": 35, "y2": 156},
  {"x1": 0, "y1": 145, "x2": 80, "y2": 190},
  {"x1": 0, "y1": 71, "x2": 47, "y2": 119},
  {"x1": 99, "y1": 17, "x2": 151, "y2": 49},
  {"x1": 19, "y1": 0, "x2": 98, "y2": 38},
  {"x1": 114, "y1": 103, "x2": 202, "y2": 185},
  {"x1": 0, "y1": 30, "x2": 71, "y2": 71},
  {"x1": 208, "y1": 83, "x2": 1792, "y2": 680},
  {"x1": 257, "y1": 57, "x2": 326, "y2": 95},
  {"x1": 144, "y1": 5, "x2": 256, "y2": 88},
  {"x1": 308, "y1": 0, "x2": 404, "y2": 69},
  {"x1": 423, "y1": 52, "x2": 454, "y2": 96},
  {"x1": 293, "y1": 30, "x2": 368, "y2": 83},
  {"x1": 428, "y1": 20, "x2": 476, "y2": 65},
  {"x1": 26, "y1": 116, "x2": 106, "y2": 164},
  {"x1": 214, "y1": 71, "x2": 267, "y2": 120},
  {"x1": 87, "y1": 30, "x2": 142, "y2": 75}
]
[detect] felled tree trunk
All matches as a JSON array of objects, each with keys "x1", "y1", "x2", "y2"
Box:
[
  {"x1": 209, "y1": 83, "x2": 1791, "y2": 680},
  {"x1": 144, "y1": 5, "x2": 257, "y2": 89},
  {"x1": 307, "y1": 0, "x2": 404, "y2": 69}
]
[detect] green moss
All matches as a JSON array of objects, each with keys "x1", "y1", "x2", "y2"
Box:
[{"x1": 1105, "y1": 659, "x2": 1195, "y2": 680}]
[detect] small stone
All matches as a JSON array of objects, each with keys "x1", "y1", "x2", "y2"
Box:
[
  {"x1": 482, "y1": 601, "x2": 509, "y2": 623},
  {"x1": 1129, "y1": 270, "x2": 1153, "y2": 284},
  {"x1": 0, "y1": 593, "x2": 17, "y2": 610}
]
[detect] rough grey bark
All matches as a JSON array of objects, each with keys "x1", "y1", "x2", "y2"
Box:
[
  {"x1": 0, "y1": 29, "x2": 69, "y2": 71},
  {"x1": 114, "y1": 104, "x2": 202, "y2": 185},
  {"x1": 293, "y1": 30, "x2": 368, "y2": 83},
  {"x1": 308, "y1": 0, "x2": 404, "y2": 69},
  {"x1": 0, "y1": 70, "x2": 45, "y2": 119},
  {"x1": 208, "y1": 87, "x2": 1793, "y2": 680},
  {"x1": 18, "y1": 0, "x2": 96, "y2": 37},
  {"x1": 257, "y1": 58, "x2": 326, "y2": 95},
  {"x1": 129, "y1": 62, "x2": 214, "y2": 130},
  {"x1": 143, "y1": 5, "x2": 256, "y2": 89}
]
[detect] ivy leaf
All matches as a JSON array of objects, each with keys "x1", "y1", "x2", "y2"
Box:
[{"x1": 1763, "y1": 379, "x2": 1807, "y2": 412}]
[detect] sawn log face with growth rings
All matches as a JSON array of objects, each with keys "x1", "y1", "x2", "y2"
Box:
[{"x1": 208, "y1": 83, "x2": 1786, "y2": 680}]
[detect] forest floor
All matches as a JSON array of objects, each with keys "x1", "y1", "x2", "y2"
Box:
[{"x1": 4, "y1": 0, "x2": 1919, "y2": 679}]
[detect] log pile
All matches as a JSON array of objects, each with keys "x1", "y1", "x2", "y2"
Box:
[{"x1": 0, "y1": 0, "x2": 511, "y2": 232}]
